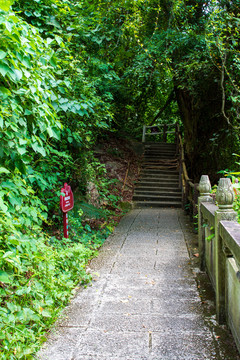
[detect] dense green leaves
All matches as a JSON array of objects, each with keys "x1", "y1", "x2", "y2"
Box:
[
  {"x1": 0, "y1": 4, "x2": 118, "y2": 357},
  {"x1": 142, "y1": 0, "x2": 240, "y2": 180},
  {"x1": 0, "y1": 0, "x2": 13, "y2": 12},
  {"x1": 205, "y1": 0, "x2": 240, "y2": 126},
  {"x1": 0, "y1": 226, "x2": 94, "y2": 358},
  {"x1": 0, "y1": 11, "x2": 62, "y2": 173}
]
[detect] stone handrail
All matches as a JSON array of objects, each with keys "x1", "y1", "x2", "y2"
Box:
[{"x1": 198, "y1": 175, "x2": 240, "y2": 352}]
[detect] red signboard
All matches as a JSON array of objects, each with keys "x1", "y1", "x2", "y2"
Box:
[
  {"x1": 60, "y1": 183, "x2": 74, "y2": 213},
  {"x1": 60, "y1": 183, "x2": 74, "y2": 239}
]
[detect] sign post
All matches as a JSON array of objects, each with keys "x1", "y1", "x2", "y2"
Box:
[
  {"x1": 63, "y1": 212, "x2": 69, "y2": 238},
  {"x1": 60, "y1": 183, "x2": 74, "y2": 238}
]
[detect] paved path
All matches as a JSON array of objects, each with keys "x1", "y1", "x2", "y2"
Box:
[{"x1": 38, "y1": 209, "x2": 238, "y2": 360}]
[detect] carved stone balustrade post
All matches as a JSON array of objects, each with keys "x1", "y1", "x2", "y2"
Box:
[
  {"x1": 198, "y1": 175, "x2": 212, "y2": 201},
  {"x1": 215, "y1": 178, "x2": 237, "y2": 323},
  {"x1": 216, "y1": 178, "x2": 235, "y2": 211},
  {"x1": 198, "y1": 175, "x2": 213, "y2": 270}
]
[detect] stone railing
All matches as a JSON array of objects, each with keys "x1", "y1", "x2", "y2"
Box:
[{"x1": 198, "y1": 175, "x2": 240, "y2": 352}]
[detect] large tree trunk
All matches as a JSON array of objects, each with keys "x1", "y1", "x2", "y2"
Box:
[
  {"x1": 174, "y1": 75, "x2": 229, "y2": 182},
  {"x1": 174, "y1": 87, "x2": 199, "y2": 160}
]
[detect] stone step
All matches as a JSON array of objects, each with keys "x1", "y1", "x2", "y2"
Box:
[
  {"x1": 139, "y1": 174, "x2": 179, "y2": 184},
  {"x1": 144, "y1": 152, "x2": 176, "y2": 155},
  {"x1": 144, "y1": 161, "x2": 177, "y2": 165},
  {"x1": 144, "y1": 158, "x2": 177, "y2": 162},
  {"x1": 140, "y1": 176, "x2": 179, "y2": 182},
  {"x1": 144, "y1": 142, "x2": 176, "y2": 147},
  {"x1": 144, "y1": 148, "x2": 176, "y2": 152},
  {"x1": 144, "y1": 153, "x2": 177, "y2": 157},
  {"x1": 133, "y1": 194, "x2": 182, "y2": 201},
  {"x1": 143, "y1": 166, "x2": 177, "y2": 170},
  {"x1": 144, "y1": 156, "x2": 177, "y2": 160},
  {"x1": 141, "y1": 174, "x2": 179, "y2": 179},
  {"x1": 144, "y1": 149, "x2": 176, "y2": 153},
  {"x1": 141, "y1": 169, "x2": 179, "y2": 178},
  {"x1": 144, "y1": 150, "x2": 176, "y2": 155},
  {"x1": 142, "y1": 166, "x2": 178, "y2": 172},
  {"x1": 144, "y1": 148, "x2": 176, "y2": 153},
  {"x1": 142, "y1": 165, "x2": 178, "y2": 171},
  {"x1": 143, "y1": 161, "x2": 178, "y2": 166},
  {"x1": 135, "y1": 188, "x2": 181, "y2": 195},
  {"x1": 141, "y1": 169, "x2": 179, "y2": 174},
  {"x1": 135, "y1": 185, "x2": 181, "y2": 192},
  {"x1": 134, "y1": 200, "x2": 182, "y2": 208},
  {"x1": 136, "y1": 180, "x2": 179, "y2": 187},
  {"x1": 133, "y1": 142, "x2": 180, "y2": 208},
  {"x1": 144, "y1": 155, "x2": 177, "y2": 160},
  {"x1": 139, "y1": 173, "x2": 179, "y2": 184}
]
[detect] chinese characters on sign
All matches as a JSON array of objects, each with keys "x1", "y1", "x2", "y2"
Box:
[{"x1": 60, "y1": 183, "x2": 74, "y2": 238}]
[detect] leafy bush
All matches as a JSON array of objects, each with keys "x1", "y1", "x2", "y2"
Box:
[
  {"x1": 0, "y1": 9, "x2": 62, "y2": 172},
  {"x1": 0, "y1": 231, "x2": 93, "y2": 359},
  {"x1": 0, "y1": 166, "x2": 97, "y2": 358}
]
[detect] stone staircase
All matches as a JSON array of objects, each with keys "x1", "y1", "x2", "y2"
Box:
[{"x1": 133, "y1": 142, "x2": 182, "y2": 208}]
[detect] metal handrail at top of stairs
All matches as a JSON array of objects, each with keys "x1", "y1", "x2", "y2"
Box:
[{"x1": 142, "y1": 123, "x2": 178, "y2": 143}]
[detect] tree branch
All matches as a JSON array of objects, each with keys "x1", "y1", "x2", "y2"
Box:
[
  {"x1": 220, "y1": 52, "x2": 231, "y2": 126},
  {"x1": 149, "y1": 89, "x2": 175, "y2": 126}
]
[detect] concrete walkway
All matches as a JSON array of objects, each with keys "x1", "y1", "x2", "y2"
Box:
[{"x1": 38, "y1": 209, "x2": 239, "y2": 360}]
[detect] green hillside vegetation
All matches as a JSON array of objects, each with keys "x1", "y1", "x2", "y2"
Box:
[{"x1": 0, "y1": 0, "x2": 240, "y2": 358}]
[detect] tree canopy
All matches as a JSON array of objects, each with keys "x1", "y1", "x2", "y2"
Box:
[{"x1": 0, "y1": 0, "x2": 238, "y2": 176}]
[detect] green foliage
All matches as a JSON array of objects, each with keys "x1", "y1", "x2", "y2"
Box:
[
  {"x1": 151, "y1": 0, "x2": 240, "y2": 178},
  {"x1": 0, "y1": 230, "x2": 93, "y2": 358},
  {"x1": 1, "y1": 0, "x2": 240, "y2": 356},
  {"x1": 0, "y1": 0, "x2": 13, "y2": 12},
  {"x1": 0, "y1": 10, "x2": 61, "y2": 171},
  {"x1": 68, "y1": 210, "x2": 111, "y2": 250},
  {"x1": 13, "y1": 0, "x2": 115, "y2": 140},
  {"x1": 206, "y1": 227, "x2": 215, "y2": 242},
  {"x1": 0, "y1": 164, "x2": 117, "y2": 358},
  {"x1": 0, "y1": 4, "x2": 124, "y2": 357},
  {"x1": 0, "y1": 171, "x2": 47, "y2": 228},
  {"x1": 0, "y1": 169, "x2": 97, "y2": 357},
  {"x1": 205, "y1": 0, "x2": 240, "y2": 125}
]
